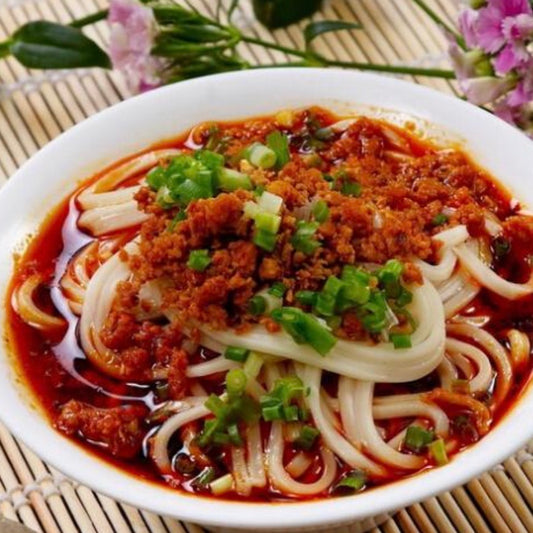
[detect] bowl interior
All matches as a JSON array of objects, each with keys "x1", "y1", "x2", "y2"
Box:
[{"x1": 1, "y1": 68, "x2": 533, "y2": 530}]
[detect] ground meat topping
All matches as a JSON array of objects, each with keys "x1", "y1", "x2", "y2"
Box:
[
  {"x1": 113, "y1": 110, "x2": 511, "y2": 336},
  {"x1": 56, "y1": 400, "x2": 147, "y2": 459}
]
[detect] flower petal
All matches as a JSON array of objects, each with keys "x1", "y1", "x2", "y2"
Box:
[
  {"x1": 458, "y1": 8, "x2": 480, "y2": 48},
  {"x1": 460, "y1": 76, "x2": 514, "y2": 105},
  {"x1": 476, "y1": 6, "x2": 506, "y2": 53},
  {"x1": 492, "y1": 42, "x2": 524, "y2": 74}
]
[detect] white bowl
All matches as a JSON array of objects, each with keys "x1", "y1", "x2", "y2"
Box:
[{"x1": 1, "y1": 68, "x2": 533, "y2": 532}]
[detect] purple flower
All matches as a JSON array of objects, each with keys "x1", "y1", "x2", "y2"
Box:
[
  {"x1": 108, "y1": 0, "x2": 165, "y2": 93},
  {"x1": 476, "y1": 0, "x2": 533, "y2": 53}
]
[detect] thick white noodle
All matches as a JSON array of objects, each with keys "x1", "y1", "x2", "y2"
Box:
[
  {"x1": 448, "y1": 352, "x2": 474, "y2": 379},
  {"x1": 445, "y1": 338, "x2": 493, "y2": 393},
  {"x1": 454, "y1": 242, "x2": 533, "y2": 299},
  {"x1": 286, "y1": 453, "x2": 313, "y2": 478},
  {"x1": 372, "y1": 395, "x2": 450, "y2": 437},
  {"x1": 246, "y1": 424, "x2": 266, "y2": 488},
  {"x1": 78, "y1": 149, "x2": 180, "y2": 236},
  {"x1": 152, "y1": 403, "x2": 210, "y2": 472},
  {"x1": 15, "y1": 274, "x2": 65, "y2": 329},
  {"x1": 198, "y1": 279, "x2": 445, "y2": 383},
  {"x1": 231, "y1": 446, "x2": 252, "y2": 497},
  {"x1": 415, "y1": 226, "x2": 469, "y2": 283},
  {"x1": 295, "y1": 364, "x2": 385, "y2": 476},
  {"x1": 447, "y1": 323, "x2": 513, "y2": 404},
  {"x1": 186, "y1": 356, "x2": 238, "y2": 378},
  {"x1": 441, "y1": 274, "x2": 481, "y2": 319},
  {"x1": 339, "y1": 379, "x2": 425, "y2": 469},
  {"x1": 438, "y1": 356, "x2": 458, "y2": 390},
  {"x1": 78, "y1": 201, "x2": 149, "y2": 236},
  {"x1": 267, "y1": 421, "x2": 337, "y2": 496},
  {"x1": 507, "y1": 329, "x2": 531, "y2": 369},
  {"x1": 78, "y1": 149, "x2": 180, "y2": 209}
]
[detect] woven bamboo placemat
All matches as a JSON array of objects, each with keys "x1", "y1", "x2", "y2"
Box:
[{"x1": 0, "y1": 1, "x2": 532, "y2": 532}]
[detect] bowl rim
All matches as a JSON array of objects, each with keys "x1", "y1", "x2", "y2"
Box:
[{"x1": 1, "y1": 67, "x2": 533, "y2": 530}]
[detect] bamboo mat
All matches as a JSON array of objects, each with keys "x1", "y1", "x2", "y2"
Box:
[{"x1": 0, "y1": 1, "x2": 532, "y2": 532}]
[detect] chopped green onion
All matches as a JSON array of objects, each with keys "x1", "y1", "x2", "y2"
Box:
[
  {"x1": 260, "y1": 376, "x2": 307, "y2": 422},
  {"x1": 167, "y1": 209, "x2": 186, "y2": 232},
  {"x1": 254, "y1": 184, "x2": 266, "y2": 197},
  {"x1": 204, "y1": 394, "x2": 226, "y2": 417},
  {"x1": 404, "y1": 425, "x2": 435, "y2": 453},
  {"x1": 192, "y1": 467, "x2": 216, "y2": 488},
  {"x1": 209, "y1": 473, "x2": 234, "y2": 495},
  {"x1": 243, "y1": 200, "x2": 260, "y2": 219},
  {"x1": 225, "y1": 368, "x2": 247, "y2": 398},
  {"x1": 315, "y1": 276, "x2": 345, "y2": 317},
  {"x1": 291, "y1": 221, "x2": 321, "y2": 255},
  {"x1": 187, "y1": 249, "x2": 211, "y2": 272},
  {"x1": 312, "y1": 200, "x2": 330, "y2": 222},
  {"x1": 255, "y1": 211, "x2": 281, "y2": 233},
  {"x1": 390, "y1": 333, "x2": 412, "y2": 349},
  {"x1": 258, "y1": 191, "x2": 283, "y2": 214},
  {"x1": 224, "y1": 346, "x2": 250, "y2": 363},
  {"x1": 268, "y1": 282, "x2": 287, "y2": 298},
  {"x1": 358, "y1": 292, "x2": 388, "y2": 333},
  {"x1": 428, "y1": 438, "x2": 449, "y2": 465},
  {"x1": 156, "y1": 185, "x2": 175, "y2": 209},
  {"x1": 395, "y1": 287, "x2": 413, "y2": 307},
  {"x1": 266, "y1": 130, "x2": 290, "y2": 169},
  {"x1": 195, "y1": 149, "x2": 225, "y2": 169},
  {"x1": 227, "y1": 423, "x2": 243, "y2": 446},
  {"x1": 335, "y1": 470, "x2": 367, "y2": 492},
  {"x1": 245, "y1": 142, "x2": 277, "y2": 169},
  {"x1": 217, "y1": 167, "x2": 252, "y2": 191},
  {"x1": 253, "y1": 229, "x2": 277, "y2": 252},
  {"x1": 146, "y1": 166, "x2": 166, "y2": 190},
  {"x1": 432, "y1": 213, "x2": 449, "y2": 226},
  {"x1": 295, "y1": 290, "x2": 318, "y2": 306},
  {"x1": 294, "y1": 425, "x2": 320, "y2": 450},
  {"x1": 492, "y1": 236, "x2": 511, "y2": 260},
  {"x1": 271, "y1": 307, "x2": 337, "y2": 356},
  {"x1": 342, "y1": 265, "x2": 371, "y2": 285},
  {"x1": 261, "y1": 404, "x2": 284, "y2": 421},
  {"x1": 378, "y1": 259, "x2": 404, "y2": 283},
  {"x1": 256, "y1": 289, "x2": 282, "y2": 313},
  {"x1": 243, "y1": 351, "x2": 264, "y2": 379},
  {"x1": 315, "y1": 126, "x2": 334, "y2": 140},
  {"x1": 341, "y1": 179, "x2": 362, "y2": 197},
  {"x1": 283, "y1": 405, "x2": 300, "y2": 422},
  {"x1": 248, "y1": 295, "x2": 267, "y2": 316}
]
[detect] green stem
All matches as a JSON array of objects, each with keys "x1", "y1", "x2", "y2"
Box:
[
  {"x1": 69, "y1": 9, "x2": 108, "y2": 28},
  {"x1": 0, "y1": 39, "x2": 12, "y2": 59},
  {"x1": 313, "y1": 57, "x2": 456, "y2": 79},
  {"x1": 242, "y1": 35, "x2": 455, "y2": 78},
  {"x1": 241, "y1": 35, "x2": 309, "y2": 59},
  {"x1": 410, "y1": 0, "x2": 465, "y2": 49}
]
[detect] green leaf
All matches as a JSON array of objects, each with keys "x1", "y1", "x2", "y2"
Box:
[
  {"x1": 303, "y1": 20, "x2": 361, "y2": 50},
  {"x1": 10, "y1": 21, "x2": 110, "y2": 69}
]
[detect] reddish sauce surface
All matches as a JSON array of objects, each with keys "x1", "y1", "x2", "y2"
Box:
[{"x1": 5, "y1": 109, "x2": 533, "y2": 501}]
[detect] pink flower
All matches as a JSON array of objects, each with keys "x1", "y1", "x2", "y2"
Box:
[
  {"x1": 477, "y1": 0, "x2": 533, "y2": 53},
  {"x1": 108, "y1": 0, "x2": 165, "y2": 93},
  {"x1": 458, "y1": 8, "x2": 480, "y2": 48}
]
